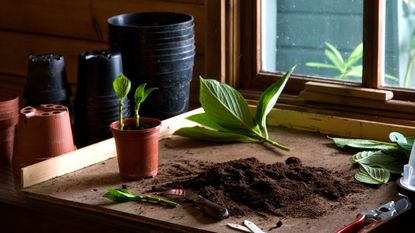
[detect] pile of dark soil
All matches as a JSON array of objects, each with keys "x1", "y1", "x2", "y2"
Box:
[{"x1": 153, "y1": 157, "x2": 361, "y2": 218}]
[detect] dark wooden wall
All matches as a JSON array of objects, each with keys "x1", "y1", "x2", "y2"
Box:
[{"x1": 0, "y1": 0, "x2": 206, "y2": 103}]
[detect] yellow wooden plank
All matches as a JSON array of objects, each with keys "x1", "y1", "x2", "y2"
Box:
[{"x1": 266, "y1": 108, "x2": 415, "y2": 141}]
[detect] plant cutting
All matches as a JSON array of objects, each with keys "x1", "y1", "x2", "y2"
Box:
[
  {"x1": 331, "y1": 132, "x2": 413, "y2": 185},
  {"x1": 174, "y1": 65, "x2": 296, "y2": 151},
  {"x1": 104, "y1": 188, "x2": 177, "y2": 207},
  {"x1": 110, "y1": 74, "x2": 161, "y2": 180}
]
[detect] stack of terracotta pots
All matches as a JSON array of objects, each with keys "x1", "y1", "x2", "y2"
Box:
[
  {"x1": 0, "y1": 90, "x2": 19, "y2": 165},
  {"x1": 13, "y1": 104, "x2": 76, "y2": 169}
]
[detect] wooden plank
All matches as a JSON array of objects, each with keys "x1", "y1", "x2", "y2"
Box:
[
  {"x1": 267, "y1": 108, "x2": 415, "y2": 141},
  {"x1": 305, "y1": 81, "x2": 394, "y2": 101},
  {"x1": 299, "y1": 89, "x2": 415, "y2": 114},
  {"x1": 20, "y1": 108, "x2": 201, "y2": 188},
  {"x1": 0, "y1": 30, "x2": 205, "y2": 87},
  {"x1": 0, "y1": 0, "x2": 204, "y2": 52}
]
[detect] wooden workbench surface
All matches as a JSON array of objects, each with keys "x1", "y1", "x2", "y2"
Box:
[{"x1": 20, "y1": 127, "x2": 400, "y2": 233}]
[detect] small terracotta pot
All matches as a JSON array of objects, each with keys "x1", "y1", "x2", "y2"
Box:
[
  {"x1": 0, "y1": 90, "x2": 19, "y2": 165},
  {"x1": 110, "y1": 117, "x2": 161, "y2": 180},
  {"x1": 13, "y1": 104, "x2": 76, "y2": 169}
]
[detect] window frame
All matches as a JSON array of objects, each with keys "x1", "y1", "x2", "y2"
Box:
[{"x1": 204, "y1": 0, "x2": 415, "y2": 126}]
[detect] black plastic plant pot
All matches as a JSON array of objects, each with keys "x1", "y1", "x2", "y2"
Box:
[
  {"x1": 107, "y1": 12, "x2": 194, "y2": 32},
  {"x1": 132, "y1": 44, "x2": 195, "y2": 57},
  {"x1": 142, "y1": 67, "x2": 193, "y2": 119},
  {"x1": 24, "y1": 53, "x2": 72, "y2": 102},
  {"x1": 134, "y1": 49, "x2": 195, "y2": 62},
  {"x1": 76, "y1": 50, "x2": 123, "y2": 98},
  {"x1": 135, "y1": 53, "x2": 195, "y2": 75},
  {"x1": 109, "y1": 35, "x2": 195, "y2": 52}
]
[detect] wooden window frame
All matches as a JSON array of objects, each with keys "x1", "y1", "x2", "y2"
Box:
[{"x1": 205, "y1": 0, "x2": 415, "y2": 126}]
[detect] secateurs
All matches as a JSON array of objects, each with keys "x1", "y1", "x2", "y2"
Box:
[{"x1": 336, "y1": 196, "x2": 411, "y2": 233}]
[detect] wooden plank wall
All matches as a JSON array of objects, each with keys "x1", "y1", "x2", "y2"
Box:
[{"x1": 0, "y1": 0, "x2": 205, "y2": 103}]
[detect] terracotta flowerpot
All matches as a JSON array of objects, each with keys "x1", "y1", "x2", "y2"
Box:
[
  {"x1": 110, "y1": 117, "x2": 161, "y2": 180},
  {"x1": 0, "y1": 90, "x2": 19, "y2": 165},
  {"x1": 13, "y1": 104, "x2": 76, "y2": 169}
]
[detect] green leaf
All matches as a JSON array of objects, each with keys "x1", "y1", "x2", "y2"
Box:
[
  {"x1": 325, "y1": 42, "x2": 345, "y2": 71},
  {"x1": 352, "y1": 150, "x2": 396, "y2": 165},
  {"x1": 199, "y1": 77, "x2": 255, "y2": 131},
  {"x1": 186, "y1": 113, "x2": 228, "y2": 131},
  {"x1": 174, "y1": 126, "x2": 259, "y2": 143},
  {"x1": 345, "y1": 43, "x2": 363, "y2": 67},
  {"x1": 255, "y1": 65, "x2": 296, "y2": 137},
  {"x1": 354, "y1": 166, "x2": 386, "y2": 185},
  {"x1": 389, "y1": 132, "x2": 407, "y2": 144},
  {"x1": 113, "y1": 74, "x2": 131, "y2": 100},
  {"x1": 134, "y1": 83, "x2": 158, "y2": 105},
  {"x1": 357, "y1": 164, "x2": 390, "y2": 184},
  {"x1": 331, "y1": 137, "x2": 398, "y2": 150},
  {"x1": 104, "y1": 188, "x2": 138, "y2": 203},
  {"x1": 305, "y1": 62, "x2": 338, "y2": 69},
  {"x1": 377, "y1": 162, "x2": 403, "y2": 174}
]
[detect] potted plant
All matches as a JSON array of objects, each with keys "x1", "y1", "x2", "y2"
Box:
[{"x1": 109, "y1": 74, "x2": 160, "y2": 180}]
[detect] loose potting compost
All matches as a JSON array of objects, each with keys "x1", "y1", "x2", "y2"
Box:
[{"x1": 153, "y1": 157, "x2": 361, "y2": 218}]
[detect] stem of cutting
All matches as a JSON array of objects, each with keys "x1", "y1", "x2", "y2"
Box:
[{"x1": 137, "y1": 194, "x2": 178, "y2": 207}]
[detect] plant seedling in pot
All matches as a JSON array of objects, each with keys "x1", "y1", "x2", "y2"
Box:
[
  {"x1": 113, "y1": 74, "x2": 158, "y2": 130},
  {"x1": 174, "y1": 65, "x2": 296, "y2": 151},
  {"x1": 110, "y1": 74, "x2": 161, "y2": 180}
]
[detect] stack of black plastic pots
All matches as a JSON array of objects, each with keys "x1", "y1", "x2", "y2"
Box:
[
  {"x1": 24, "y1": 53, "x2": 72, "y2": 109},
  {"x1": 108, "y1": 12, "x2": 195, "y2": 120},
  {"x1": 74, "y1": 50, "x2": 130, "y2": 148}
]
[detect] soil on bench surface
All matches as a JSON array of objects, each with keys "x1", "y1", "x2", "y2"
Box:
[{"x1": 152, "y1": 157, "x2": 362, "y2": 218}]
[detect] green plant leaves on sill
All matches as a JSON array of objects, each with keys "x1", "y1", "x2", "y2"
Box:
[
  {"x1": 355, "y1": 164, "x2": 390, "y2": 185},
  {"x1": 332, "y1": 132, "x2": 413, "y2": 185},
  {"x1": 331, "y1": 137, "x2": 397, "y2": 150}
]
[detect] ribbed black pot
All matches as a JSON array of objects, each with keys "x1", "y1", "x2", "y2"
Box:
[
  {"x1": 108, "y1": 12, "x2": 195, "y2": 119},
  {"x1": 24, "y1": 53, "x2": 72, "y2": 109},
  {"x1": 74, "y1": 50, "x2": 129, "y2": 147}
]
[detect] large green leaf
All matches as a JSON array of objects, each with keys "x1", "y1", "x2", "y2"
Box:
[
  {"x1": 352, "y1": 150, "x2": 396, "y2": 165},
  {"x1": 354, "y1": 166, "x2": 386, "y2": 185},
  {"x1": 174, "y1": 126, "x2": 259, "y2": 143},
  {"x1": 331, "y1": 137, "x2": 397, "y2": 150},
  {"x1": 199, "y1": 77, "x2": 254, "y2": 131},
  {"x1": 358, "y1": 164, "x2": 390, "y2": 184},
  {"x1": 186, "y1": 113, "x2": 228, "y2": 131},
  {"x1": 113, "y1": 74, "x2": 131, "y2": 100},
  {"x1": 255, "y1": 65, "x2": 296, "y2": 137}
]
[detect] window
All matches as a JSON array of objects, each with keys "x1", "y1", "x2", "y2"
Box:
[{"x1": 227, "y1": 0, "x2": 415, "y2": 125}]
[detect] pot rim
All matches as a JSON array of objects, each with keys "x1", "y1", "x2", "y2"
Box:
[{"x1": 110, "y1": 117, "x2": 161, "y2": 133}]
